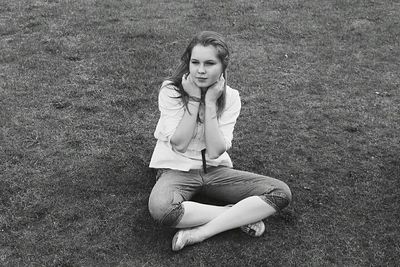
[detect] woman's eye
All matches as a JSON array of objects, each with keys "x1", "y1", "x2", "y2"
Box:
[{"x1": 191, "y1": 61, "x2": 199, "y2": 64}]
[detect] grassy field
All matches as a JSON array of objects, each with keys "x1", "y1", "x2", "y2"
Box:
[{"x1": 1, "y1": 0, "x2": 399, "y2": 266}]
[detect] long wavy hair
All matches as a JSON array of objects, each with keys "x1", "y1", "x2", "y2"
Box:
[{"x1": 165, "y1": 31, "x2": 230, "y2": 118}]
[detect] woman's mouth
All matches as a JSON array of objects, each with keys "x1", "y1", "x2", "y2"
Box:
[{"x1": 196, "y1": 77, "x2": 207, "y2": 82}]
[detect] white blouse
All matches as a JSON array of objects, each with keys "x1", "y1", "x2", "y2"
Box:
[{"x1": 149, "y1": 81, "x2": 241, "y2": 171}]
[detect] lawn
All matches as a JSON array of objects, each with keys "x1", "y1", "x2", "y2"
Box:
[{"x1": 1, "y1": 0, "x2": 399, "y2": 266}]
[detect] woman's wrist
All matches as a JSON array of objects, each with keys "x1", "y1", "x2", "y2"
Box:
[
  {"x1": 188, "y1": 95, "x2": 201, "y2": 102},
  {"x1": 204, "y1": 99, "x2": 217, "y2": 107},
  {"x1": 204, "y1": 103, "x2": 218, "y2": 119},
  {"x1": 187, "y1": 100, "x2": 200, "y2": 106},
  {"x1": 187, "y1": 100, "x2": 200, "y2": 111}
]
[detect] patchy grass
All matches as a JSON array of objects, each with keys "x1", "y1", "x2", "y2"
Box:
[{"x1": 1, "y1": 0, "x2": 399, "y2": 266}]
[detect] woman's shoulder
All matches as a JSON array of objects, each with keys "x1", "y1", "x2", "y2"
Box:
[
  {"x1": 160, "y1": 80, "x2": 178, "y2": 90},
  {"x1": 159, "y1": 80, "x2": 180, "y2": 97},
  {"x1": 225, "y1": 85, "x2": 240, "y2": 102}
]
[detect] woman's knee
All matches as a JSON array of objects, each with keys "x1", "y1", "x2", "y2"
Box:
[
  {"x1": 148, "y1": 194, "x2": 184, "y2": 227},
  {"x1": 260, "y1": 180, "x2": 292, "y2": 211},
  {"x1": 280, "y1": 181, "x2": 292, "y2": 204}
]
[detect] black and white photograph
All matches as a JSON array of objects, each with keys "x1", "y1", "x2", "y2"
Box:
[{"x1": 1, "y1": 0, "x2": 399, "y2": 266}]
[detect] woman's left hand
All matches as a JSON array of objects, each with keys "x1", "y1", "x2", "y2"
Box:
[{"x1": 205, "y1": 75, "x2": 225, "y2": 104}]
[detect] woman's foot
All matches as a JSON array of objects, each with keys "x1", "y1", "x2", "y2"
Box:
[
  {"x1": 172, "y1": 228, "x2": 203, "y2": 251},
  {"x1": 240, "y1": 220, "x2": 265, "y2": 237}
]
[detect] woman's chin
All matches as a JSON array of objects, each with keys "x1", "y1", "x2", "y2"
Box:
[
  {"x1": 197, "y1": 81, "x2": 218, "y2": 89},
  {"x1": 194, "y1": 81, "x2": 210, "y2": 89}
]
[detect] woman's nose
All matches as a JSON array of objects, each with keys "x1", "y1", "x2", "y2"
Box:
[{"x1": 198, "y1": 64, "x2": 205, "y2": 73}]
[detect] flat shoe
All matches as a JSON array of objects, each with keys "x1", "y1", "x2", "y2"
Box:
[
  {"x1": 172, "y1": 230, "x2": 193, "y2": 251},
  {"x1": 240, "y1": 220, "x2": 265, "y2": 237}
]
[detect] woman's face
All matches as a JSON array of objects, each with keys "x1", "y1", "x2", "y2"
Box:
[{"x1": 189, "y1": 44, "x2": 223, "y2": 89}]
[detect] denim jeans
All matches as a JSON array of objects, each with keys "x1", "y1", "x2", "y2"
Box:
[{"x1": 148, "y1": 166, "x2": 292, "y2": 227}]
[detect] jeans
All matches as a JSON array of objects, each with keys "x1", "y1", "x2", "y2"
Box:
[{"x1": 148, "y1": 166, "x2": 292, "y2": 227}]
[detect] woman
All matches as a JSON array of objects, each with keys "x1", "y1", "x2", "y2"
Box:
[{"x1": 148, "y1": 31, "x2": 292, "y2": 251}]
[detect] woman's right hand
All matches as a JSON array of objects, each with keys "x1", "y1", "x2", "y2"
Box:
[{"x1": 182, "y1": 73, "x2": 201, "y2": 98}]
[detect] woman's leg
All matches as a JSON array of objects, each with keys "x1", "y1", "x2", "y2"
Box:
[
  {"x1": 172, "y1": 196, "x2": 275, "y2": 251},
  {"x1": 172, "y1": 167, "x2": 292, "y2": 251},
  {"x1": 176, "y1": 201, "x2": 229, "y2": 228},
  {"x1": 148, "y1": 169, "x2": 230, "y2": 228}
]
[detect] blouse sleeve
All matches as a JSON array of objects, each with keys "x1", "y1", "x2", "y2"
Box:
[
  {"x1": 153, "y1": 84, "x2": 185, "y2": 142},
  {"x1": 218, "y1": 88, "x2": 241, "y2": 150}
]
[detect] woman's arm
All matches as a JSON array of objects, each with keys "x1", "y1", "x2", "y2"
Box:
[
  {"x1": 170, "y1": 100, "x2": 200, "y2": 153},
  {"x1": 204, "y1": 101, "x2": 226, "y2": 159},
  {"x1": 170, "y1": 75, "x2": 202, "y2": 153},
  {"x1": 204, "y1": 77, "x2": 227, "y2": 159}
]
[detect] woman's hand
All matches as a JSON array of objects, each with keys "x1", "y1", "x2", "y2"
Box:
[
  {"x1": 182, "y1": 73, "x2": 201, "y2": 98},
  {"x1": 205, "y1": 75, "x2": 225, "y2": 104}
]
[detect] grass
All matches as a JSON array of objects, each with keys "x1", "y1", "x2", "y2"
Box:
[{"x1": 1, "y1": 0, "x2": 399, "y2": 266}]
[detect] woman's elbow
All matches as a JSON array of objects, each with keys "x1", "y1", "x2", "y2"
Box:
[
  {"x1": 209, "y1": 142, "x2": 229, "y2": 159},
  {"x1": 208, "y1": 154, "x2": 220, "y2": 160},
  {"x1": 208, "y1": 149, "x2": 225, "y2": 160},
  {"x1": 171, "y1": 142, "x2": 187, "y2": 154}
]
